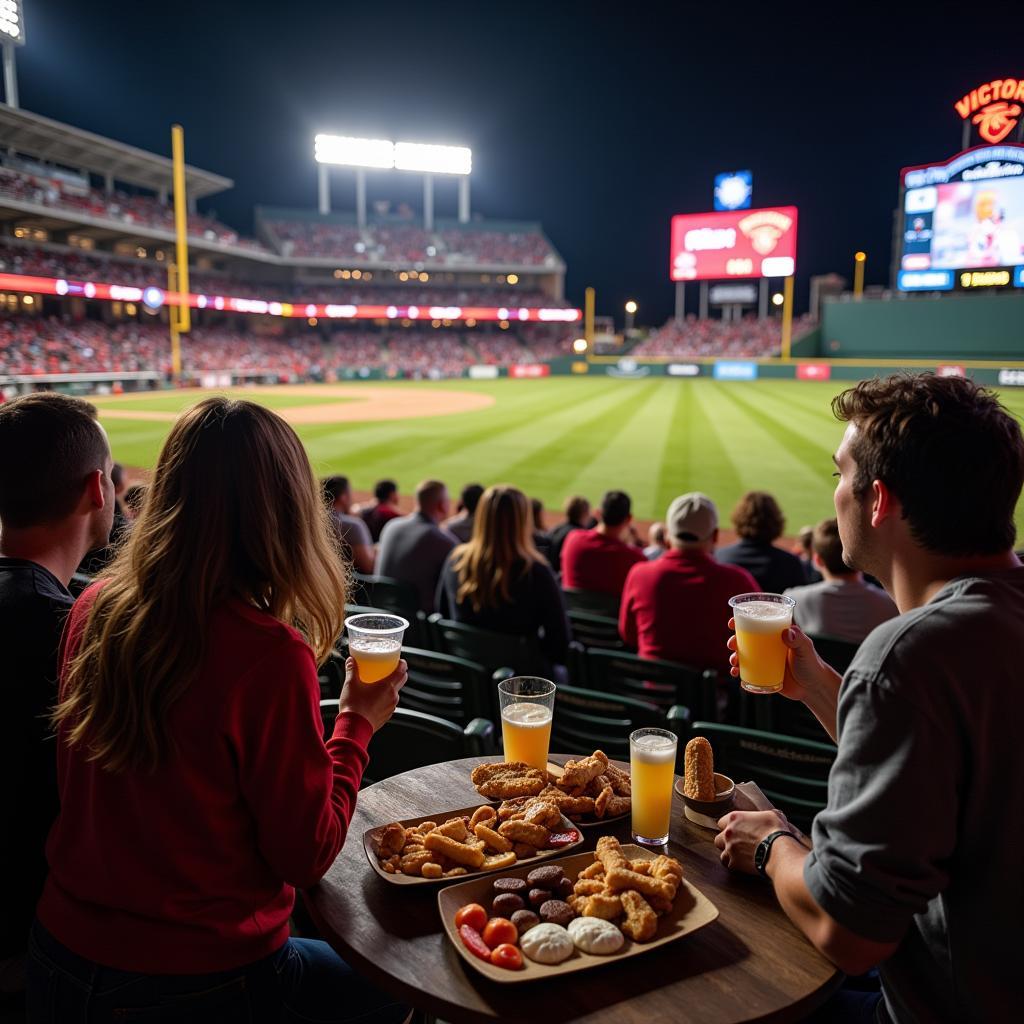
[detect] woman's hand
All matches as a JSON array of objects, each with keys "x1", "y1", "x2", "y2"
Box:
[{"x1": 338, "y1": 657, "x2": 407, "y2": 732}]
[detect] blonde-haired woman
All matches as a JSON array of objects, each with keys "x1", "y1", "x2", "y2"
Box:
[
  {"x1": 28, "y1": 398, "x2": 407, "y2": 1023},
  {"x1": 436, "y1": 484, "x2": 570, "y2": 678}
]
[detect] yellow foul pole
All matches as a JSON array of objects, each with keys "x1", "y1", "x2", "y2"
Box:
[
  {"x1": 170, "y1": 124, "x2": 190, "y2": 380},
  {"x1": 780, "y1": 275, "x2": 794, "y2": 360},
  {"x1": 584, "y1": 287, "x2": 595, "y2": 346},
  {"x1": 853, "y1": 250, "x2": 866, "y2": 299}
]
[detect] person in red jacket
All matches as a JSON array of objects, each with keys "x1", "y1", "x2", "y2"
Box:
[{"x1": 27, "y1": 397, "x2": 408, "y2": 1024}]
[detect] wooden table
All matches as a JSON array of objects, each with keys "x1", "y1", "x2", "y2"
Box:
[{"x1": 306, "y1": 757, "x2": 841, "y2": 1024}]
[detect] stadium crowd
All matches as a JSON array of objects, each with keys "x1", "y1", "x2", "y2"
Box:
[
  {"x1": 1, "y1": 374, "x2": 1020, "y2": 1022},
  {"x1": 634, "y1": 314, "x2": 817, "y2": 359}
]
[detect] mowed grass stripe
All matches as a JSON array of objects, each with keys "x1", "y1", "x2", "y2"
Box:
[{"x1": 743, "y1": 382, "x2": 849, "y2": 448}]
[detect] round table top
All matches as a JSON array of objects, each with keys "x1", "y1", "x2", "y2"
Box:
[{"x1": 305, "y1": 756, "x2": 841, "y2": 1024}]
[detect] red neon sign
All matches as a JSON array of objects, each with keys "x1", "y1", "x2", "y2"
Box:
[
  {"x1": 955, "y1": 77, "x2": 1024, "y2": 144},
  {"x1": 669, "y1": 207, "x2": 798, "y2": 281}
]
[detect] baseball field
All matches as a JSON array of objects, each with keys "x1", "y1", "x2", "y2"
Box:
[{"x1": 92, "y1": 377, "x2": 1024, "y2": 537}]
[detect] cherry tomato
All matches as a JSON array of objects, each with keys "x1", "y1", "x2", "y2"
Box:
[
  {"x1": 490, "y1": 943, "x2": 524, "y2": 970},
  {"x1": 455, "y1": 903, "x2": 487, "y2": 932},
  {"x1": 458, "y1": 924, "x2": 492, "y2": 963},
  {"x1": 482, "y1": 917, "x2": 518, "y2": 949}
]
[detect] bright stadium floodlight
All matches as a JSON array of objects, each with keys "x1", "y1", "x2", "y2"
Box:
[
  {"x1": 0, "y1": 0, "x2": 24, "y2": 45},
  {"x1": 573, "y1": 338, "x2": 588, "y2": 354},
  {"x1": 394, "y1": 141, "x2": 471, "y2": 176},
  {"x1": 625, "y1": 300, "x2": 638, "y2": 314},
  {"x1": 314, "y1": 134, "x2": 395, "y2": 169}
]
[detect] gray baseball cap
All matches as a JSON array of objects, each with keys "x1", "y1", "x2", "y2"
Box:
[{"x1": 666, "y1": 492, "x2": 718, "y2": 542}]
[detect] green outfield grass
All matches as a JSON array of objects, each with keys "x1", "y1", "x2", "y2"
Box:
[{"x1": 94, "y1": 378, "x2": 1024, "y2": 537}]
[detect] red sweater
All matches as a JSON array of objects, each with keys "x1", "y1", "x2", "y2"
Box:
[
  {"x1": 561, "y1": 528, "x2": 645, "y2": 596},
  {"x1": 619, "y1": 549, "x2": 760, "y2": 675},
  {"x1": 38, "y1": 585, "x2": 371, "y2": 973}
]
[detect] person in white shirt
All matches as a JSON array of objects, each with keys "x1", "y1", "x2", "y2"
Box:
[{"x1": 784, "y1": 517, "x2": 896, "y2": 643}]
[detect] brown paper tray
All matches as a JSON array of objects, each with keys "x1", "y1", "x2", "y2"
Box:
[
  {"x1": 363, "y1": 804, "x2": 584, "y2": 886},
  {"x1": 437, "y1": 843, "x2": 718, "y2": 983}
]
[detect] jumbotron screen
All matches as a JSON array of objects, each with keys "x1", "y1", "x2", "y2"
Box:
[
  {"x1": 898, "y1": 145, "x2": 1024, "y2": 291},
  {"x1": 669, "y1": 207, "x2": 798, "y2": 281}
]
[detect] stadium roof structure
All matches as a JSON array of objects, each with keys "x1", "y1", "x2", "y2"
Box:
[{"x1": 0, "y1": 103, "x2": 232, "y2": 199}]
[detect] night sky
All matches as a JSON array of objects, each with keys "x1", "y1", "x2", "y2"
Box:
[{"x1": 13, "y1": 0, "x2": 1024, "y2": 322}]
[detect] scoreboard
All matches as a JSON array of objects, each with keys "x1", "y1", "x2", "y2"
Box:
[{"x1": 670, "y1": 207, "x2": 798, "y2": 281}]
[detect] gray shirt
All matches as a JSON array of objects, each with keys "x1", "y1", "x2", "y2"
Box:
[
  {"x1": 330, "y1": 510, "x2": 373, "y2": 553},
  {"x1": 377, "y1": 511, "x2": 458, "y2": 612},
  {"x1": 803, "y1": 568, "x2": 1024, "y2": 1023},
  {"x1": 444, "y1": 514, "x2": 474, "y2": 544},
  {"x1": 784, "y1": 577, "x2": 897, "y2": 643}
]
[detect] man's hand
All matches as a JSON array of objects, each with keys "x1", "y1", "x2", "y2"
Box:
[
  {"x1": 338, "y1": 656, "x2": 407, "y2": 733},
  {"x1": 714, "y1": 809, "x2": 796, "y2": 875}
]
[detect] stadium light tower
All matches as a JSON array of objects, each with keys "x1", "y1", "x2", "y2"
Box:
[
  {"x1": 624, "y1": 299, "x2": 637, "y2": 332},
  {"x1": 314, "y1": 134, "x2": 472, "y2": 230},
  {"x1": 853, "y1": 251, "x2": 866, "y2": 299},
  {"x1": 0, "y1": 0, "x2": 26, "y2": 109}
]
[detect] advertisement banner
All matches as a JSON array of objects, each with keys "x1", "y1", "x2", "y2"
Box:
[
  {"x1": 468, "y1": 365, "x2": 499, "y2": 379},
  {"x1": 670, "y1": 207, "x2": 798, "y2": 281},
  {"x1": 510, "y1": 364, "x2": 550, "y2": 379},
  {"x1": 936, "y1": 364, "x2": 966, "y2": 377},
  {"x1": 713, "y1": 361, "x2": 758, "y2": 381},
  {"x1": 605, "y1": 358, "x2": 651, "y2": 379},
  {"x1": 797, "y1": 363, "x2": 832, "y2": 381},
  {"x1": 667, "y1": 363, "x2": 701, "y2": 377},
  {"x1": 998, "y1": 369, "x2": 1024, "y2": 386}
]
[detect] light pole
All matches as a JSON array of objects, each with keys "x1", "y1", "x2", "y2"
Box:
[
  {"x1": 853, "y1": 251, "x2": 866, "y2": 299},
  {"x1": 624, "y1": 299, "x2": 637, "y2": 333}
]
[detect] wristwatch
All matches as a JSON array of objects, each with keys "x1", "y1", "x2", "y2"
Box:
[{"x1": 754, "y1": 830, "x2": 800, "y2": 878}]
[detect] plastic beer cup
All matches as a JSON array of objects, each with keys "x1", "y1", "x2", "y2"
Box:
[
  {"x1": 630, "y1": 727, "x2": 678, "y2": 846},
  {"x1": 344, "y1": 613, "x2": 408, "y2": 683},
  {"x1": 728, "y1": 593, "x2": 795, "y2": 694},
  {"x1": 498, "y1": 677, "x2": 555, "y2": 772}
]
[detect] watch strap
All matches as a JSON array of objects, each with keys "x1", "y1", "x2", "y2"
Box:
[{"x1": 756, "y1": 829, "x2": 799, "y2": 877}]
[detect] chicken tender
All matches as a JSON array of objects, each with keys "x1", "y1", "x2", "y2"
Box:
[
  {"x1": 559, "y1": 750, "x2": 609, "y2": 789},
  {"x1": 499, "y1": 820, "x2": 550, "y2": 847},
  {"x1": 572, "y1": 879, "x2": 606, "y2": 896},
  {"x1": 580, "y1": 893, "x2": 623, "y2": 921},
  {"x1": 604, "y1": 866, "x2": 676, "y2": 902},
  {"x1": 605, "y1": 794, "x2": 631, "y2": 817},
  {"x1": 620, "y1": 890, "x2": 658, "y2": 942},
  {"x1": 471, "y1": 761, "x2": 547, "y2": 799},
  {"x1": 650, "y1": 855, "x2": 684, "y2": 887},
  {"x1": 595, "y1": 835, "x2": 629, "y2": 874},
  {"x1": 585, "y1": 774, "x2": 611, "y2": 797},
  {"x1": 473, "y1": 822, "x2": 513, "y2": 853},
  {"x1": 683, "y1": 736, "x2": 716, "y2": 801},
  {"x1": 594, "y1": 785, "x2": 613, "y2": 819},
  {"x1": 604, "y1": 762, "x2": 632, "y2": 796},
  {"x1": 522, "y1": 800, "x2": 562, "y2": 830},
  {"x1": 378, "y1": 823, "x2": 407, "y2": 858},
  {"x1": 399, "y1": 849, "x2": 434, "y2": 875},
  {"x1": 579, "y1": 861, "x2": 606, "y2": 881},
  {"x1": 436, "y1": 817, "x2": 469, "y2": 842},
  {"x1": 423, "y1": 831, "x2": 486, "y2": 869}
]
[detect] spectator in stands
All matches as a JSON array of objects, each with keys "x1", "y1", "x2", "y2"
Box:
[
  {"x1": 0, "y1": 394, "x2": 114, "y2": 998},
  {"x1": 29, "y1": 398, "x2": 407, "y2": 1022},
  {"x1": 377, "y1": 479, "x2": 456, "y2": 612},
  {"x1": 359, "y1": 479, "x2": 402, "y2": 543},
  {"x1": 122, "y1": 483, "x2": 147, "y2": 521},
  {"x1": 620, "y1": 493, "x2": 758, "y2": 675},
  {"x1": 530, "y1": 497, "x2": 552, "y2": 562},
  {"x1": 793, "y1": 523, "x2": 824, "y2": 584},
  {"x1": 444, "y1": 483, "x2": 484, "y2": 544},
  {"x1": 783, "y1": 518, "x2": 897, "y2": 642},
  {"x1": 323, "y1": 476, "x2": 375, "y2": 575},
  {"x1": 717, "y1": 491, "x2": 809, "y2": 592},
  {"x1": 644, "y1": 522, "x2": 667, "y2": 561},
  {"x1": 547, "y1": 495, "x2": 592, "y2": 572},
  {"x1": 717, "y1": 374, "x2": 1024, "y2": 1023},
  {"x1": 77, "y1": 459, "x2": 129, "y2": 576},
  {"x1": 436, "y1": 485, "x2": 570, "y2": 677},
  {"x1": 561, "y1": 490, "x2": 645, "y2": 598}
]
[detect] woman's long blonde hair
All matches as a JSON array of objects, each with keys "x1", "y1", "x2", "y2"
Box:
[
  {"x1": 55, "y1": 398, "x2": 347, "y2": 774},
  {"x1": 451, "y1": 485, "x2": 542, "y2": 612}
]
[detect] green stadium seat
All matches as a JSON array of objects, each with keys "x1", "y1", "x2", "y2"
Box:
[
  {"x1": 583, "y1": 647, "x2": 719, "y2": 721},
  {"x1": 552, "y1": 683, "x2": 689, "y2": 761},
  {"x1": 319, "y1": 701, "x2": 496, "y2": 783},
  {"x1": 739, "y1": 690, "x2": 835, "y2": 743},
  {"x1": 427, "y1": 614, "x2": 550, "y2": 678},
  {"x1": 689, "y1": 721, "x2": 836, "y2": 834},
  {"x1": 567, "y1": 610, "x2": 625, "y2": 652},
  {"x1": 351, "y1": 573, "x2": 427, "y2": 646},
  {"x1": 399, "y1": 646, "x2": 510, "y2": 727},
  {"x1": 808, "y1": 633, "x2": 861, "y2": 675},
  {"x1": 562, "y1": 587, "x2": 620, "y2": 617}
]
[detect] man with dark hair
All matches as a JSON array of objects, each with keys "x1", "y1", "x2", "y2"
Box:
[
  {"x1": 323, "y1": 475, "x2": 375, "y2": 574},
  {"x1": 359, "y1": 479, "x2": 401, "y2": 543},
  {"x1": 783, "y1": 517, "x2": 896, "y2": 643},
  {"x1": 547, "y1": 494, "x2": 592, "y2": 572},
  {"x1": 377, "y1": 479, "x2": 456, "y2": 612},
  {"x1": 78, "y1": 461, "x2": 129, "y2": 574},
  {"x1": 561, "y1": 490, "x2": 645, "y2": 597},
  {"x1": 717, "y1": 374, "x2": 1024, "y2": 1023},
  {"x1": 717, "y1": 490, "x2": 808, "y2": 592},
  {"x1": 443, "y1": 482, "x2": 484, "y2": 544},
  {"x1": 0, "y1": 393, "x2": 115, "y2": 992}
]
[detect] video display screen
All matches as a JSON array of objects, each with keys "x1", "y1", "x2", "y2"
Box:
[{"x1": 669, "y1": 207, "x2": 797, "y2": 281}]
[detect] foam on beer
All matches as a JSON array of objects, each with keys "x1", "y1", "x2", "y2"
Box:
[
  {"x1": 501, "y1": 703, "x2": 552, "y2": 727},
  {"x1": 631, "y1": 732, "x2": 677, "y2": 765},
  {"x1": 734, "y1": 600, "x2": 792, "y2": 633}
]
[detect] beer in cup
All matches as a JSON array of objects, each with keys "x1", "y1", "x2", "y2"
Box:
[
  {"x1": 728, "y1": 593, "x2": 795, "y2": 693},
  {"x1": 344, "y1": 613, "x2": 408, "y2": 683},
  {"x1": 498, "y1": 677, "x2": 555, "y2": 772}
]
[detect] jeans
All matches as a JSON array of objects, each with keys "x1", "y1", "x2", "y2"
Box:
[{"x1": 26, "y1": 920, "x2": 407, "y2": 1024}]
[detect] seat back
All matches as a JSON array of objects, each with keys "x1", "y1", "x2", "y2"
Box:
[
  {"x1": 567, "y1": 610, "x2": 624, "y2": 653},
  {"x1": 689, "y1": 721, "x2": 836, "y2": 833},
  {"x1": 562, "y1": 587, "x2": 620, "y2": 618},
  {"x1": 429, "y1": 615, "x2": 549, "y2": 678},
  {"x1": 399, "y1": 646, "x2": 498, "y2": 725},
  {"x1": 320, "y1": 702, "x2": 492, "y2": 783},
  {"x1": 584, "y1": 648, "x2": 718, "y2": 721},
  {"x1": 739, "y1": 690, "x2": 833, "y2": 743},
  {"x1": 808, "y1": 634, "x2": 861, "y2": 675},
  {"x1": 351, "y1": 573, "x2": 426, "y2": 645},
  {"x1": 552, "y1": 684, "x2": 666, "y2": 761}
]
